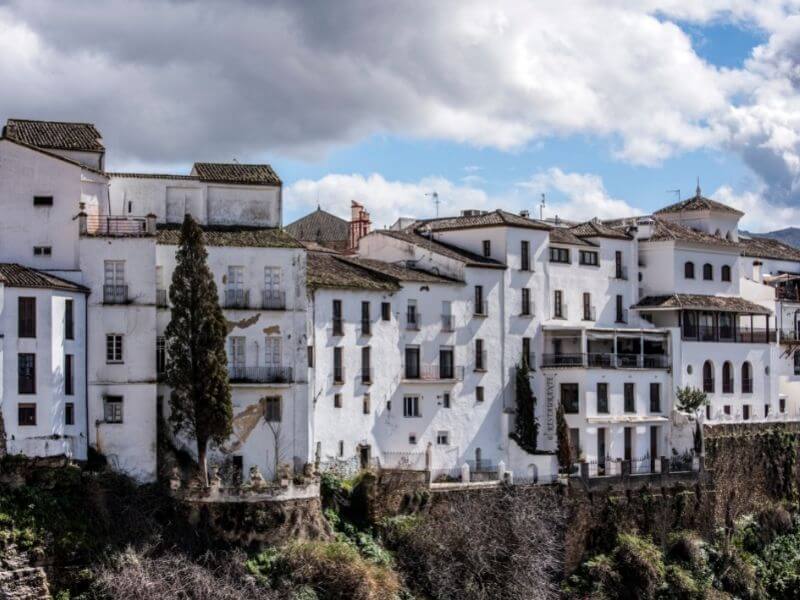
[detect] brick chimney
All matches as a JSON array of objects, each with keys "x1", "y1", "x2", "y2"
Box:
[{"x1": 349, "y1": 201, "x2": 371, "y2": 250}]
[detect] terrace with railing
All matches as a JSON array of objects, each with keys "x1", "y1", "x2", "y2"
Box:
[
  {"x1": 224, "y1": 289, "x2": 250, "y2": 309},
  {"x1": 402, "y1": 364, "x2": 465, "y2": 382},
  {"x1": 228, "y1": 366, "x2": 294, "y2": 384},
  {"x1": 541, "y1": 352, "x2": 669, "y2": 369},
  {"x1": 103, "y1": 284, "x2": 129, "y2": 304},
  {"x1": 78, "y1": 213, "x2": 156, "y2": 237},
  {"x1": 261, "y1": 290, "x2": 286, "y2": 310}
]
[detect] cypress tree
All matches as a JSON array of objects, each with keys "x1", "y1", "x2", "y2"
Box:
[
  {"x1": 556, "y1": 404, "x2": 572, "y2": 473},
  {"x1": 512, "y1": 363, "x2": 538, "y2": 452},
  {"x1": 165, "y1": 214, "x2": 232, "y2": 486}
]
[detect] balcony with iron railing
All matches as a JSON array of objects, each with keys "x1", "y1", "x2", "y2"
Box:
[
  {"x1": 224, "y1": 289, "x2": 250, "y2": 309},
  {"x1": 406, "y1": 311, "x2": 421, "y2": 331},
  {"x1": 103, "y1": 284, "x2": 128, "y2": 304},
  {"x1": 542, "y1": 352, "x2": 670, "y2": 369},
  {"x1": 682, "y1": 324, "x2": 775, "y2": 343},
  {"x1": 780, "y1": 329, "x2": 800, "y2": 344},
  {"x1": 403, "y1": 364, "x2": 465, "y2": 382},
  {"x1": 261, "y1": 290, "x2": 286, "y2": 310},
  {"x1": 228, "y1": 366, "x2": 294, "y2": 384},
  {"x1": 441, "y1": 314, "x2": 455, "y2": 332},
  {"x1": 79, "y1": 213, "x2": 155, "y2": 237},
  {"x1": 156, "y1": 288, "x2": 168, "y2": 308}
]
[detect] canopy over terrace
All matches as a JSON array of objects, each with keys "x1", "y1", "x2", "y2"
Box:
[{"x1": 541, "y1": 325, "x2": 670, "y2": 368}]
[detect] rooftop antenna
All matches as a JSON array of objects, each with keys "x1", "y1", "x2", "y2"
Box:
[
  {"x1": 539, "y1": 193, "x2": 546, "y2": 220},
  {"x1": 426, "y1": 191, "x2": 440, "y2": 217},
  {"x1": 667, "y1": 189, "x2": 681, "y2": 202}
]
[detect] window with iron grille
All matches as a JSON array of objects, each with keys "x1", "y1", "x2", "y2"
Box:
[
  {"x1": 363, "y1": 394, "x2": 371, "y2": 414},
  {"x1": 361, "y1": 301, "x2": 371, "y2": 334},
  {"x1": 18, "y1": 353, "x2": 35, "y2": 394},
  {"x1": 332, "y1": 299, "x2": 343, "y2": 334},
  {"x1": 333, "y1": 347, "x2": 343, "y2": 382},
  {"x1": 482, "y1": 240, "x2": 491, "y2": 257},
  {"x1": 721, "y1": 265, "x2": 731, "y2": 282},
  {"x1": 334, "y1": 393, "x2": 342, "y2": 408},
  {"x1": 404, "y1": 395, "x2": 420, "y2": 417},
  {"x1": 156, "y1": 337, "x2": 166, "y2": 375},
  {"x1": 104, "y1": 396, "x2": 123, "y2": 423},
  {"x1": 475, "y1": 339, "x2": 485, "y2": 370},
  {"x1": 18, "y1": 403, "x2": 36, "y2": 426},
  {"x1": 442, "y1": 392, "x2": 451, "y2": 408},
  {"x1": 33, "y1": 246, "x2": 52, "y2": 256},
  {"x1": 18, "y1": 297, "x2": 36, "y2": 338},
  {"x1": 106, "y1": 334, "x2": 123, "y2": 363},
  {"x1": 615, "y1": 295, "x2": 625, "y2": 322},
  {"x1": 65, "y1": 402, "x2": 74, "y2": 426},
  {"x1": 474, "y1": 286, "x2": 485, "y2": 314},
  {"x1": 583, "y1": 292, "x2": 591, "y2": 320},
  {"x1": 554, "y1": 290, "x2": 564, "y2": 318},
  {"x1": 436, "y1": 431, "x2": 450, "y2": 445},
  {"x1": 703, "y1": 263, "x2": 713, "y2": 280},
  {"x1": 264, "y1": 396, "x2": 281, "y2": 422},
  {"x1": 521, "y1": 288, "x2": 531, "y2": 315},
  {"x1": 522, "y1": 337, "x2": 532, "y2": 370},
  {"x1": 684, "y1": 261, "x2": 695, "y2": 279}
]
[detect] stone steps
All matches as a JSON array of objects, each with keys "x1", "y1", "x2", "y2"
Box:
[{"x1": 0, "y1": 567, "x2": 51, "y2": 600}]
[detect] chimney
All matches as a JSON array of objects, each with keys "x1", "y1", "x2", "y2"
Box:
[
  {"x1": 349, "y1": 200, "x2": 371, "y2": 251},
  {"x1": 753, "y1": 260, "x2": 763, "y2": 282},
  {"x1": 519, "y1": 210, "x2": 530, "y2": 218}
]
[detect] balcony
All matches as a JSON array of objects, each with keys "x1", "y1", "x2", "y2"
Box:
[
  {"x1": 156, "y1": 288, "x2": 168, "y2": 308},
  {"x1": 613, "y1": 266, "x2": 629, "y2": 280},
  {"x1": 780, "y1": 329, "x2": 800, "y2": 344},
  {"x1": 103, "y1": 284, "x2": 128, "y2": 304},
  {"x1": 224, "y1": 289, "x2": 250, "y2": 309},
  {"x1": 261, "y1": 290, "x2": 286, "y2": 310},
  {"x1": 542, "y1": 353, "x2": 670, "y2": 369},
  {"x1": 80, "y1": 214, "x2": 154, "y2": 237},
  {"x1": 682, "y1": 325, "x2": 776, "y2": 343},
  {"x1": 441, "y1": 314, "x2": 455, "y2": 332},
  {"x1": 406, "y1": 312, "x2": 421, "y2": 331},
  {"x1": 403, "y1": 364, "x2": 465, "y2": 382},
  {"x1": 228, "y1": 366, "x2": 293, "y2": 384},
  {"x1": 474, "y1": 301, "x2": 488, "y2": 317}
]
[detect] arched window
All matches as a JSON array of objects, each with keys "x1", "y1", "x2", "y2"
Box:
[
  {"x1": 703, "y1": 263, "x2": 713, "y2": 280},
  {"x1": 721, "y1": 265, "x2": 731, "y2": 282},
  {"x1": 722, "y1": 361, "x2": 733, "y2": 393},
  {"x1": 703, "y1": 360, "x2": 714, "y2": 393},
  {"x1": 742, "y1": 362, "x2": 753, "y2": 394},
  {"x1": 685, "y1": 262, "x2": 695, "y2": 279}
]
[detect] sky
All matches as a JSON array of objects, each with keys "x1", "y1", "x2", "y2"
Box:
[{"x1": 2, "y1": 1, "x2": 800, "y2": 232}]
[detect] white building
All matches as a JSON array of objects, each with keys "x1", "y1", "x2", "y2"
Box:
[{"x1": 3, "y1": 118, "x2": 800, "y2": 487}]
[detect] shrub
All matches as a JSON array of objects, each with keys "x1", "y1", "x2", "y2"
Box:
[
  {"x1": 662, "y1": 564, "x2": 703, "y2": 600},
  {"x1": 612, "y1": 533, "x2": 665, "y2": 600}
]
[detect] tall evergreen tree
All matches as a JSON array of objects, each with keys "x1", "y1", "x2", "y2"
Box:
[
  {"x1": 556, "y1": 404, "x2": 572, "y2": 473},
  {"x1": 165, "y1": 214, "x2": 232, "y2": 486},
  {"x1": 512, "y1": 364, "x2": 538, "y2": 452}
]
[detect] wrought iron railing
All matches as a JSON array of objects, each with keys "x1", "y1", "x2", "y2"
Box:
[
  {"x1": 403, "y1": 364, "x2": 465, "y2": 381},
  {"x1": 224, "y1": 289, "x2": 249, "y2": 309},
  {"x1": 156, "y1": 288, "x2": 167, "y2": 308},
  {"x1": 228, "y1": 366, "x2": 293, "y2": 384},
  {"x1": 261, "y1": 290, "x2": 286, "y2": 310},
  {"x1": 103, "y1": 284, "x2": 128, "y2": 304}
]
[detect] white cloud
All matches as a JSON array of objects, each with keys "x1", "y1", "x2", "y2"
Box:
[
  {"x1": 712, "y1": 184, "x2": 800, "y2": 232},
  {"x1": 520, "y1": 168, "x2": 641, "y2": 221}
]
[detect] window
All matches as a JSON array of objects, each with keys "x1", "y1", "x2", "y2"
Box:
[
  {"x1": 18, "y1": 353, "x2": 35, "y2": 394},
  {"x1": 308, "y1": 345, "x2": 314, "y2": 368},
  {"x1": 33, "y1": 246, "x2": 52, "y2": 256},
  {"x1": 439, "y1": 346, "x2": 454, "y2": 379},
  {"x1": 780, "y1": 398, "x2": 786, "y2": 413},
  {"x1": 579, "y1": 250, "x2": 598, "y2": 266},
  {"x1": 65, "y1": 299, "x2": 74, "y2": 340},
  {"x1": 475, "y1": 339, "x2": 485, "y2": 370},
  {"x1": 363, "y1": 394, "x2": 371, "y2": 414},
  {"x1": 381, "y1": 302, "x2": 391, "y2": 321},
  {"x1": 624, "y1": 427, "x2": 633, "y2": 460},
  {"x1": 408, "y1": 434, "x2": 417, "y2": 445},
  {"x1": 265, "y1": 336, "x2": 281, "y2": 367},
  {"x1": 615, "y1": 295, "x2": 625, "y2": 322},
  {"x1": 795, "y1": 352, "x2": 800, "y2": 376},
  {"x1": 482, "y1": 240, "x2": 491, "y2": 257},
  {"x1": 436, "y1": 431, "x2": 450, "y2": 445},
  {"x1": 338, "y1": 441, "x2": 345, "y2": 456},
  {"x1": 521, "y1": 288, "x2": 532, "y2": 316},
  {"x1": 549, "y1": 247, "x2": 570, "y2": 263},
  {"x1": 104, "y1": 396, "x2": 123, "y2": 423},
  {"x1": 405, "y1": 346, "x2": 420, "y2": 378},
  {"x1": 404, "y1": 395, "x2": 420, "y2": 417},
  {"x1": 582, "y1": 293, "x2": 592, "y2": 321},
  {"x1": 33, "y1": 195, "x2": 53, "y2": 206},
  {"x1": 624, "y1": 383, "x2": 635, "y2": 412},
  {"x1": 361, "y1": 301, "x2": 371, "y2": 335},
  {"x1": 476, "y1": 386, "x2": 485, "y2": 403},
  {"x1": 156, "y1": 337, "x2": 166, "y2": 375},
  {"x1": 442, "y1": 392, "x2": 451, "y2": 409},
  {"x1": 332, "y1": 300, "x2": 343, "y2": 335},
  {"x1": 522, "y1": 337, "x2": 532, "y2": 370},
  {"x1": 561, "y1": 383, "x2": 579, "y2": 414},
  {"x1": 703, "y1": 263, "x2": 713, "y2": 281},
  {"x1": 554, "y1": 290, "x2": 564, "y2": 318},
  {"x1": 721, "y1": 265, "x2": 731, "y2": 282},
  {"x1": 703, "y1": 360, "x2": 715, "y2": 392},
  {"x1": 615, "y1": 251, "x2": 623, "y2": 278},
  {"x1": 722, "y1": 361, "x2": 733, "y2": 394},
  {"x1": 18, "y1": 297, "x2": 36, "y2": 338},
  {"x1": 333, "y1": 347, "x2": 344, "y2": 383},
  {"x1": 361, "y1": 346, "x2": 371, "y2": 383},
  {"x1": 724, "y1": 405, "x2": 731, "y2": 415},
  {"x1": 649, "y1": 382, "x2": 660, "y2": 412},
  {"x1": 264, "y1": 396, "x2": 281, "y2": 422},
  {"x1": 742, "y1": 362, "x2": 753, "y2": 394},
  {"x1": 684, "y1": 261, "x2": 695, "y2": 279},
  {"x1": 765, "y1": 404, "x2": 770, "y2": 418},
  {"x1": 743, "y1": 405, "x2": 751, "y2": 420},
  {"x1": 65, "y1": 402, "x2": 74, "y2": 426},
  {"x1": 228, "y1": 336, "x2": 245, "y2": 370},
  {"x1": 104, "y1": 260, "x2": 126, "y2": 303},
  {"x1": 474, "y1": 285, "x2": 485, "y2": 315},
  {"x1": 597, "y1": 383, "x2": 608, "y2": 413},
  {"x1": 65, "y1": 354, "x2": 74, "y2": 396},
  {"x1": 334, "y1": 393, "x2": 342, "y2": 408},
  {"x1": 18, "y1": 403, "x2": 36, "y2": 426},
  {"x1": 520, "y1": 240, "x2": 530, "y2": 271},
  {"x1": 407, "y1": 300, "x2": 419, "y2": 328}
]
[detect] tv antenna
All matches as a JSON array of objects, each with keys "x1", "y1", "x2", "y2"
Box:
[
  {"x1": 667, "y1": 189, "x2": 681, "y2": 202},
  {"x1": 426, "y1": 191, "x2": 440, "y2": 217},
  {"x1": 539, "y1": 193, "x2": 546, "y2": 220}
]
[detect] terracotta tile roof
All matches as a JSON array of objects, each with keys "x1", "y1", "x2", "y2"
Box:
[
  {"x1": 157, "y1": 224, "x2": 301, "y2": 248},
  {"x1": 285, "y1": 208, "x2": 350, "y2": 245},
  {"x1": 549, "y1": 226, "x2": 597, "y2": 247},
  {"x1": 4, "y1": 119, "x2": 104, "y2": 152},
  {"x1": 108, "y1": 172, "x2": 200, "y2": 181},
  {"x1": 0, "y1": 263, "x2": 88, "y2": 293},
  {"x1": 634, "y1": 293, "x2": 770, "y2": 314},
  {"x1": 414, "y1": 209, "x2": 551, "y2": 232},
  {"x1": 342, "y1": 257, "x2": 463, "y2": 284},
  {"x1": 570, "y1": 218, "x2": 632, "y2": 240},
  {"x1": 307, "y1": 252, "x2": 400, "y2": 291},
  {"x1": 375, "y1": 230, "x2": 506, "y2": 268},
  {"x1": 738, "y1": 235, "x2": 800, "y2": 262},
  {"x1": 191, "y1": 162, "x2": 281, "y2": 186},
  {"x1": 654, "y1": 191, "x2": 743, "y2": 216},
  {"x1": 644, "y1": 218, "x2": 739, "y2": 248}
]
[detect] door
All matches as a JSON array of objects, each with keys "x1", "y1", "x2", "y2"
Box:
[
  {"x1": 624, "y1": 427, "x2": 632, "y2": 461},
  {"x1": 649, "y1": 426, "x2": 659, "y2": 472},
  {"x1": 597, "y1": 428, "x2": 606, "y2": 475},
  {"x1": 265, "y1": 336, "x2": 281, "y2": 367},
  {"x1": 359, "y1": 445, "x2": 371, "y2": 469}
]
